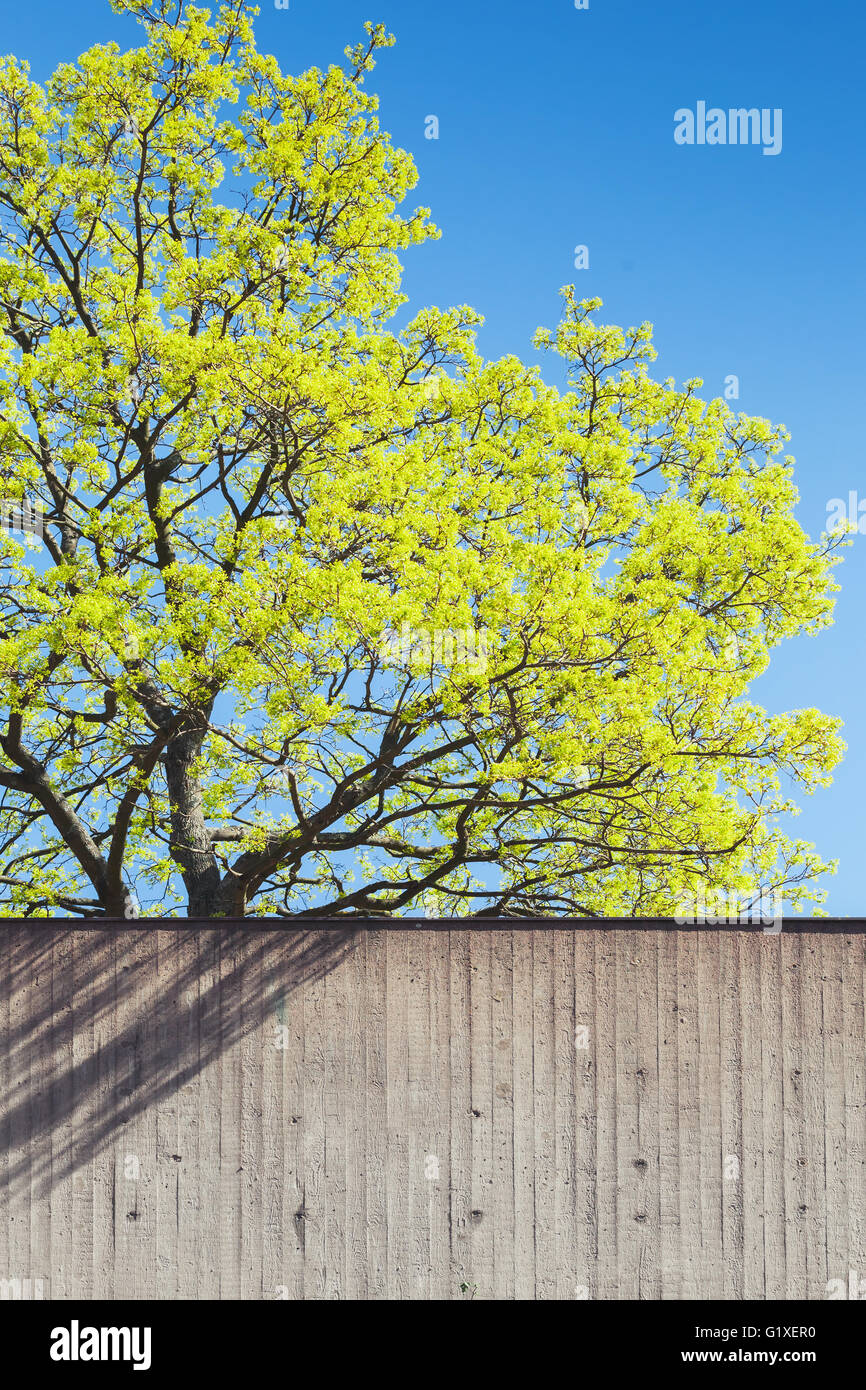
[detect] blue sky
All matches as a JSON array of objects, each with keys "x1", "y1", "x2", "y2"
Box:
[{"x1": 6, "y1": 0, "x2": 866, "y2": 912}]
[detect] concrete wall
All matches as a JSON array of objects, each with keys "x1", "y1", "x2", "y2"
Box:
[{"x1": 0, "y1": 925, "x2": 863, "y2": 1300}]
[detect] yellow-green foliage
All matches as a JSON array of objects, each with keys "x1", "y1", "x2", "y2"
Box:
[{"x1": 0, "y1": 1, "x2": 844, "y2": 917}]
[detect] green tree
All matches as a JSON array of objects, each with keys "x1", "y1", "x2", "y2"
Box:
[{"x1": 0, "y1": 0, "x2": 843, "y2": 919}]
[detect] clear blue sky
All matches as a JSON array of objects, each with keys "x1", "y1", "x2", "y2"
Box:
[{"x1": 6, "y1": 0, "x2": 865, "y2": 912}]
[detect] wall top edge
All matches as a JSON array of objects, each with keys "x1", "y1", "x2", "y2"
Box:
[{"x1": 0, "y1": 917, "x2": 863, "y2": 932}]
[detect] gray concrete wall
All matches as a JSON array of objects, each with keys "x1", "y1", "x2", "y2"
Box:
[{"x1": 0, "y1": 926, "x2": 863, "y2": 1300}]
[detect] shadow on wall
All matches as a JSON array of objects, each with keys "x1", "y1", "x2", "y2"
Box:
[{"x1": 0, "y1": 925, "x2": 360, "y2": 1202}]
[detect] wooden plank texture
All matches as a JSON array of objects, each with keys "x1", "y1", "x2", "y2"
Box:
[{"x1": 0, "y1": 925, "x2": 863, "y2": 1301}]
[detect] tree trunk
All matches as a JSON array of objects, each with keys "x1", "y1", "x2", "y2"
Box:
[{"x1": 164, "y1": 730, "x2": 223, "y2": 916}]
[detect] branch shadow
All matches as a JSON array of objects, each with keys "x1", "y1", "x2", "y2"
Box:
[{"x1": 0, "y1": 924, "x2": 362, "y2": 1202}]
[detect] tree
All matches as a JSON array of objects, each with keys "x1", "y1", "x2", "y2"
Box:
[{"x1": 0, "y1": 0, "x2": 844, "y2": 920}]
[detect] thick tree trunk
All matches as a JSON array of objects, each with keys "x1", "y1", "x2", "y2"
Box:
[
  {"x1": 164, "y1": 730, "x2": 223, "y2": 916},
  {"x1": 214, "y1": 881, "x2": 247, "y2": 918}
]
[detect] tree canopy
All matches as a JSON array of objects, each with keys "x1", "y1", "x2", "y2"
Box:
[{"x1": 0, "y1": 0, "x2": 844, "y2": 918}]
